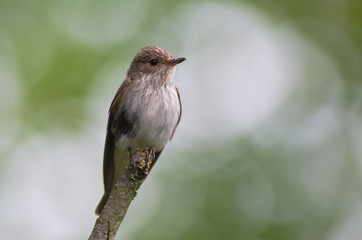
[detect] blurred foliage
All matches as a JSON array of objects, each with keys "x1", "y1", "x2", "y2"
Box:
[
  {"x1": 0, "y1": 0, "x2": 361, "y2": 239},
  {"x1": 130, "y1": 123, "x2": 361, "y2": 240},
  {"x1": 1, "y1": 0, "x2": 361, "y2": 132}
]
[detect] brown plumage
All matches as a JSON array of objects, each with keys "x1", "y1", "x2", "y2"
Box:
[{"x1": 95, "y1": 46, "x2": 185, "y2": 215}]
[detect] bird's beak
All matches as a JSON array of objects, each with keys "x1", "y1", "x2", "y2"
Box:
[{"x1": 167, "y1": 57, "x2": 186, "y2": 66}]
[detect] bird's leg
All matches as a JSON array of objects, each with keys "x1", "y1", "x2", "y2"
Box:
[
  {"x1": 140, "y1": 147, "x2": 155, "y2": 175},
  {"x1": 147, "y1": 147, "x2": 155, "y2": 160},
  {"x1": 129, "y1": 148, "x2": 140, "y2": 168}
]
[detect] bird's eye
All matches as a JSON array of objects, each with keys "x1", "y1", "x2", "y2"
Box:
[{"x1": 149, "y1": 59, "x2": 158, "y2": 66}]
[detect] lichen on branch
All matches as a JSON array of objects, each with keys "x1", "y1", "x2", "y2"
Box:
[{"x1": 88, "y1": 149, "x2": 156, "y2": 240}]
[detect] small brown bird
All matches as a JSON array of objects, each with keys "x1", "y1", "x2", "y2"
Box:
[{"x1": 95, "y1": 46, "x2": 186, "y2": 215}]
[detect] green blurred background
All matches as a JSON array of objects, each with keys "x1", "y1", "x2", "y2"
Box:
[{"x1": 1, "y1": 0, "x2": 362, "y2": 239}]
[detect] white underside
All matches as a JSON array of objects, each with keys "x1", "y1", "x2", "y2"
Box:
[{"x1": 112, "y1": 74, "x2": 180, "y2": 184}]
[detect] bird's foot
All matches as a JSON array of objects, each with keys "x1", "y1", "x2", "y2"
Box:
[
  {"x1": 129, "y1": 148, "x2": 140, "y2": 168},
  {"x1": 147, "y1": 148, "x2": 155, "y2": 160},
  {"x1": 129, "y1": 148, "x2": 155, "y2": 176}
]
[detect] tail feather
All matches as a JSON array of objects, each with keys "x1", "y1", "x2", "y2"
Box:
[
  {"x1": 95, "y1": 193, "x2": 110, "y2": 215},
  {"x1": 95, "y1": 149, "x2": 163, "y2": 215}
]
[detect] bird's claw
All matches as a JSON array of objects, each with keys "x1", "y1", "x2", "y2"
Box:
[
  {"x1": 129, "y1": 148, "x2": 140, "y2": 167},
  {"x1": 148, "y1": 148, "x2": 155, "y2": 160}
]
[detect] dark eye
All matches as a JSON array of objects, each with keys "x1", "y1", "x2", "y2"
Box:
[{"x1": 149, "y1": 59, "x2": 158, "y2": 66}]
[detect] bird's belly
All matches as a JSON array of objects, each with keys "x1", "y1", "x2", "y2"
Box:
[
  {"x1": 133, "y1": 100, "x2": 178, "y2": 150},
  {"x1": 115, "y1": 89, "x2": 180, "y2": 152}
]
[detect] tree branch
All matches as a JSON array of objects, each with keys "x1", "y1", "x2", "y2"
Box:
[{"x1": 89, "y1": 149, "x2": 155, "y2": 240}]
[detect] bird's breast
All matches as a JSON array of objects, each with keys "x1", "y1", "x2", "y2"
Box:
[{"x1": 122, "y1": 83, "x2": 180, "y2": 151}]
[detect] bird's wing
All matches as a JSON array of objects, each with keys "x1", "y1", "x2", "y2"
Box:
[
  {"x1": 104, "y1": 77, "x2": 132, "y2": 193},
  {"x1": 170, "y1": 86, "x2": 182, "y2": 140},
  {"x1": 95, "y1": 77, "x2": 132, "y2": 215}
]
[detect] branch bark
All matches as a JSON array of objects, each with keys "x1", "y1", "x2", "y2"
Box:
[{"x1": 89, "y1": 149, "x2": 155, "y2": 240}]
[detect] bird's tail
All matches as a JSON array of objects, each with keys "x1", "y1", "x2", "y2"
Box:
[{"x1": 95, "y1": 193, "x2": 110, "y2": 215}]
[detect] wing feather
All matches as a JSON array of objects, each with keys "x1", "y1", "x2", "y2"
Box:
[
  {"x1": 170, "y1": 86, "x2": 182, "y2": 140},
  {"x1": 95, "y1": 77, "x2": 132, "y2": 215}
]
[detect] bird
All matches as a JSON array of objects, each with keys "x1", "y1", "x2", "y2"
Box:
[{"x1": 95, "y1": 46, "x2": 186, "y2": 215}]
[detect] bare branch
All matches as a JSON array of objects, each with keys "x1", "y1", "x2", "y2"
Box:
[{"x1": 89, "y1": 149, "x2": 155, "y2": 240}]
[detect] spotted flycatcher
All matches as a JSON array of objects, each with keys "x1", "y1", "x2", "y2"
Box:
[{"x1": 95, "y1": 46, "x2": 186, "y2": 215}]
